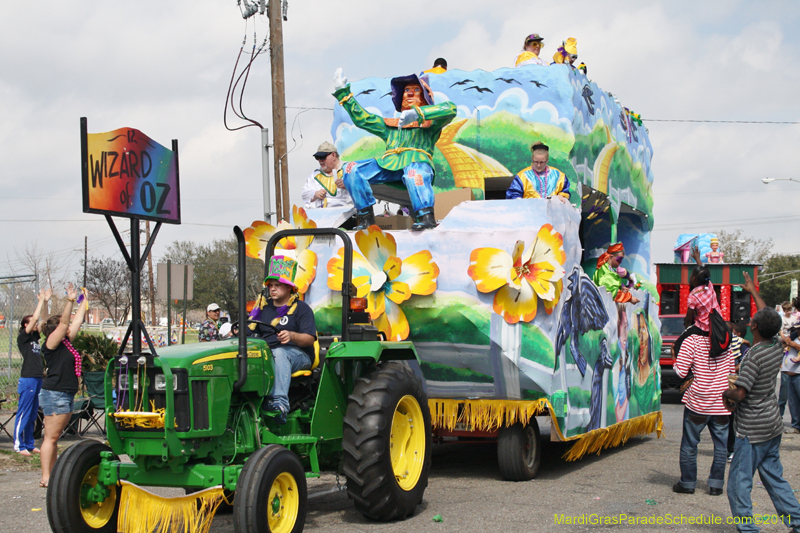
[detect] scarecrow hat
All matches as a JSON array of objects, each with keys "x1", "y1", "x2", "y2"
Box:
[
  {"x1": 390, "y1": 73, "x2": 434, "y2": 112},
  {"x1": 564, "y1": 37, "x2": 578, "y2": 56},
  {"x1": 264, "y1": 255, "x2": 298, "y2": 288}
]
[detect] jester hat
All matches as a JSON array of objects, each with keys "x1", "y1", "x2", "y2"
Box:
[
  {"x1": 596, "y1": 242, "x2": 625, "y2": 269},
  {"x1": 390, "y1": 73, "x2": 434, "y2": 112},
  {"x1": 264, "y1": 255, "x2": 298, "y2": 288}
]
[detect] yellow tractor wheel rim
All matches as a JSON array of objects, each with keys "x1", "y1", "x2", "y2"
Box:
[
  {"x1": 268, "y1": 471, "x2": 299, "y2": 533},
  {"x1": 80, "y1": 465, "x2": 117, "y2": 527},
  {"x1": 390, "y1": 394, "x2": 426, "y2": 491}
]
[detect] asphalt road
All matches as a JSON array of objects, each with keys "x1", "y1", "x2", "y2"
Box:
[{"x1": 3, "y1": 397, "x2": 800, "y2": 533}]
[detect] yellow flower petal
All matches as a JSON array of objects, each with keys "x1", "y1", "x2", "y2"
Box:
[
  {"x1": 291, "y1": 205, "x2": 316, "y2": 251},
  {"x1": 384, "y1": 301, "x2": 410, "y2": 341},
  {"x1": 394, "y1": 251, "x2": 439, "y2": 295},
  {"x1": 355, "y1": 225, "x2": 397, "y2": 272},
  {"x1": 493, "y1": 282, "x2": 538, "y2": 324},
  {"x1": 527, "y1": 224, "x2": 566, "y2": 269},
  {"x1": 243, "y1": 220, "x2": 277, "y2": 261},
  {"x1": 293, "y1": 248, "x2": 318, "y2": 294},
  {"x1": 385, "y1": 281, "x2": 411, "y2": 305},
  {"x1": 384, "y1": 256, "x2": 403, "y2": 281},
  {"x1": 541, "y1": 279, "x2": 563, "y2": 315},
  {"x1": 326, "y1": 249, "x2": 377, "y2": 297},
  {"x1": 367, "y1": 290, "x2": 386, "y2": 319},
  {"x1": 275, "y1": 220, "x2": 296, "y2": 251},
  {"x1": 468, "y1": 248, "x2": 514, "y2": 293}
]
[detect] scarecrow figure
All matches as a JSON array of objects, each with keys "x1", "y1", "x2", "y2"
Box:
[{"x1": 332, "y1": 68, "x2": 457, "y2": 231}]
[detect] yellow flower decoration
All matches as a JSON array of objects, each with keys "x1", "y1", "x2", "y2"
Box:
[
  {"x1": 327, "y1": 225, "x2": 439, "y2": 341},
  {"x1": 243, "y1": 205, "x2": 318, "y2": 294},
  {"x1": 468, "y1": 224, "x2": 566, "y2": 324}
]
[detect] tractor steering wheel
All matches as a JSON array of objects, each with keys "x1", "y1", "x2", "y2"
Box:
[{"x1": 231, "y1": 319, "x2": 279, "y2": 337}]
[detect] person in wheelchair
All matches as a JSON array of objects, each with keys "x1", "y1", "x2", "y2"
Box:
[{"x1": 248, "y1": 256, "x2": 317, "y2": 424}]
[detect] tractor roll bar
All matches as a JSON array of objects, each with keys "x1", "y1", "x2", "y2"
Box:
[
  {"x1": 233, "y1": 226, "x2": 248, "y2": 391},
  {"x1": 265, "y1": 228, "x2": 354, "y2": 342}
]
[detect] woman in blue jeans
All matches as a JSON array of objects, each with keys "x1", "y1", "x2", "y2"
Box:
[
  {"x1": 39, "y1": 284, "x2": 86, "y2": 488},
  {"x1": 14, "y1": 288, "x2": 51, "y2": 456}
]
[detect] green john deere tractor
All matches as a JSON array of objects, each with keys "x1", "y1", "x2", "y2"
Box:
[{"x1": 47, "y1": 227, "x2": 432, "y2": 533}]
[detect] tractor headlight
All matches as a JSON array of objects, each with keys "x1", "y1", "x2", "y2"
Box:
[
  {"x1": 154, "y1": 374, "x2": 177, "y2": 391},
  {"x1": 119, "y1": 374, "x2": 138, "y2": 391}
]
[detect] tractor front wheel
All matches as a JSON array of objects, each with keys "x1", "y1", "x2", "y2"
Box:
[
  {"x1": 343, "y1": 362, "x2": 431, "y2": 521},
  {"x1": 233, "y1": 444, "x2": 306, "y2": 533},
  {"x1": 497, "y1": 420, "x2": 541, "y2": 481},
  {"x1": 46, "y1": 440, "x2": 120, "y2": 533}
]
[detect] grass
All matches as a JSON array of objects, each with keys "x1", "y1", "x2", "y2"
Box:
[{"x1": 0, "y1": 447, "x2": 42, "y2": 472}]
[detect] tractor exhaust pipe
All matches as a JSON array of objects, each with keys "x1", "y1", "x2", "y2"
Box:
[{"x1": 233, "y1": 226, "x2": 248, "y2": 391}]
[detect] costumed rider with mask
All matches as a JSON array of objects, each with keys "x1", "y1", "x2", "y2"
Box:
[
  {"x1": 249, "y1": 256, "x2": 317, "y2": 425},
  {"x1": 593, "y1": 243, "x2": 641, "y2": 305},
  {"x1": 332, "y1": 68, "x2": 457, "y2": 231},
  {"x1": 301, "y1": 141, "x2": 353, "y2": 209}
]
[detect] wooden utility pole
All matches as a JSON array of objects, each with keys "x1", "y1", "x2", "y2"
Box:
[
  {"x1": 145, "y1": 221, "x2": 156, "y2": 326},
  {"x1": 269, "y1": 0, "x2": 290, "y2": 222}
]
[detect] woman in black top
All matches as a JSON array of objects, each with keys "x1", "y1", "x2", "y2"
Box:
[
  {"x1": 14, "y1": 288, "x2": 51, "y2": 456},
  {"x1": 39, "y1": 284, "x2": 86, "y2": 488}
]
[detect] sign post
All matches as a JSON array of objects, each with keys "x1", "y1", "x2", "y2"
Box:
[{"x1": 81, "y1": 117, "x2": 181, "y2": 358}]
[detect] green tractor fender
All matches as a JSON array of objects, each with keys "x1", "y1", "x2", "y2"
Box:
[{"x1": 309, "y1": 340, "x2": 420, "y2": 442}]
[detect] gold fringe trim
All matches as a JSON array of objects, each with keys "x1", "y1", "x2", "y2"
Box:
[
  {"x1": 561, "y1": 411, "x2": 663, "y2": 461},
  {"x1": 429, "y1": 398, "x2": 550, "y2": 432},
  {"x1": 117, "y1": 481, "x2": 224, "y2": 533},
  {"x1": 428, "y1": 398, "x2": 663, "y2": 462},
  {"x1": 113, "y1": 400, "x2": 167, "y2": 429}
]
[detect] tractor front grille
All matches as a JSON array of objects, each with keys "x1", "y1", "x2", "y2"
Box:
[{"x1": 191, "y1": 380, "x2": 210, "y2": 430}]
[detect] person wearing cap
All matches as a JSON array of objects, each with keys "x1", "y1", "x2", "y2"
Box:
[
  {"x1": 552, "y1": 37, "x2": 578, "y2": 66},
  {"x1": 301, "y1": 141, "x2": 353, "y2": 209},
  {"x1": 423, "y1": 58, "x2": 447, "y2": 75},
  {"x1": 515, "y1": 34, "x2": 548, "y2": 67},
  {"x1": 249, "y1": 255, "x2": 316, "y2": 424},
  {"x1": 506, "y1": 142, "x2": 570, "y2": 202},
  {"x1": 332, "y1": 67, "x2": 457, "y2": 231},
  {"x1": 198, "y1": 303, "x2": 221, "y2": 342}
]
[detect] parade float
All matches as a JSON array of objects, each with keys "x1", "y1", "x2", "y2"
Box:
[{"x1": 244, "y1": 61, "x2": 663, "y2": 475}]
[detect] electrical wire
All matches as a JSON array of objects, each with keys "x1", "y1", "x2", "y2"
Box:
[
  {"x1": 223, "y1": 23, "x2": 267, "y2": 131},
  {"x1": 644, "y1": 119, "x2": 800, "y2": 124}
]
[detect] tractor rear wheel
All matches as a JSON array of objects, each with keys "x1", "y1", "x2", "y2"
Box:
[
  {"x1": 233, "y1": 444, "x2": 306, "y2": 533},
  {"x1": 47, "y1": 440, "x2": 120, "y2": 533},
  {"x1": 343, "y1": 362, "x2": 431, "y2": 521},
  {"x1": 497, "y1": 420, "x2": 541, "y2": 481}
]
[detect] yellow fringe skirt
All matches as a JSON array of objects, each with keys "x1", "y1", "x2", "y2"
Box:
[{"x1": 428, "y1": 398, "x2": 663, "y2": 461}]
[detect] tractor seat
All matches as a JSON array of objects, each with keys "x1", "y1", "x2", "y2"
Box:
[{"x1": 290, "y1": 338, "x2": 321, "y2": 378}]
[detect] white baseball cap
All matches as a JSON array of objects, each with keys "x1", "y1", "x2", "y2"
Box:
[{"x1": 207, "y1": 303, "x2": 221, "y2": 312}]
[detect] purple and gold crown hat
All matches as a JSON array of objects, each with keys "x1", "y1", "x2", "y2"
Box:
[{"x1": 264, "y1": 255, "x2": 298, "y2": 288}]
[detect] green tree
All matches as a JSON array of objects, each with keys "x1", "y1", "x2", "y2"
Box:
[
  {"x1": 711, "y1": 229, "x2": 773, "y2": 263},
  {"x1": 160, "y1": 238, "x2": 264, "y2": 322},
  {"x1": 759, "y1": 254, "x2": 800, "y2": 308}
]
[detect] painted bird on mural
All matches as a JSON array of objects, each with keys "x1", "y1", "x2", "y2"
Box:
[{"x1": 555, "y1": 267, "x2": 610, "y2": 377}]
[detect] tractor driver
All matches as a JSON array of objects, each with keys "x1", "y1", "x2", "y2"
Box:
[{"x1": 249, "y1": 255, "x2": 317, "y2": 425}]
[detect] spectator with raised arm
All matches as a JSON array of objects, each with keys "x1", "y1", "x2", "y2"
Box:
[
  {"x1": 723, "y1": 272, "x2": 800, "y2": 531},
  {"x1": 14, "y1": 288, "x2": 51, "y2": 456},
  {"x1": 39, "y1": 284, "x2": 87, "y2": 488}
]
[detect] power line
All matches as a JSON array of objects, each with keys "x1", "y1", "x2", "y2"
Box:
[{"x1": 645, "y1": 119, "x2": 800, "y2": 124}]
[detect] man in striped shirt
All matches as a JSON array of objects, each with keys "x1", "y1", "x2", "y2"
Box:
[
  {"x1": 673, "y1": 332, "x2": 734, "y2": 496},
  {"x1": 724, "y1": 273, "x2": 800, "y2": 532}
]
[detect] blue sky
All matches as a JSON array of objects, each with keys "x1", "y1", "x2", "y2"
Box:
[{"x1": 0, "y1": 0, "x2": 798, "y2": 282}]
